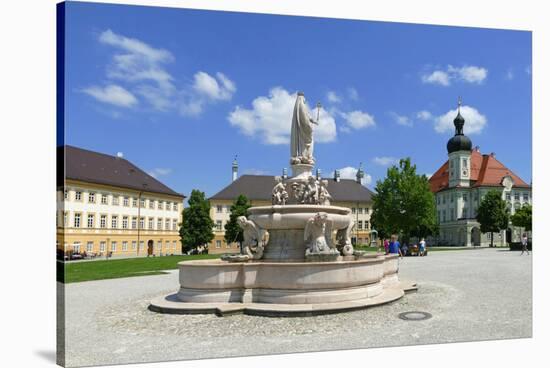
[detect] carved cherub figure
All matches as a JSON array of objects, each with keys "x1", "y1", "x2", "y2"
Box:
[
  {"x1": 318, "y1": 179, "x2": 332, "y2": 206},
  {"x1": 271, "y1": 176, "x2": 288, "y2": 205},
  {"x1": 305, "y1": 176, "x2": 319, "y2": 204},
  {"x1": 304, "y1": 212, "x2": 335, "y2": 255},
  {"x1": 237, "y1": 216, "x2": 265, "y2": 260},
  {"x1": 336, "y1": 217, "x2": 355, "y2": 256}
]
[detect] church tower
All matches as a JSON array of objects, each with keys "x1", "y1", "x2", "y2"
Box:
[
  {"x1": 232, "y1": 156, "x2": 238, "y2": 182},
  {"x1": 447, "y1": 98, "x2": 472, "y2": 188}
]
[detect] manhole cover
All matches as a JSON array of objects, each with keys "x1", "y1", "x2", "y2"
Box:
[{"x1": 398, "y1": 311, "x2": 432, "y2": 321}]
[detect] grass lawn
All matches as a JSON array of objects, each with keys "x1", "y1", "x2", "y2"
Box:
[{"x1": 61, "y1": 254, "x2": 219, "y2": 283}]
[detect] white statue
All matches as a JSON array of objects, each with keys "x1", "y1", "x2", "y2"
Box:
[
  {"x1": 304, "y1": 212, "x2": 336, "y2": 255},
  {"x1": 271, "y1": 176, "x2": 288, "y2": 205},
  {"x1": 290, "y1": 92, "x2": 319, "y2": 165},
  {"x1": 336, "y1": 218, "x2": 355, "y2": 256},
  {"x1": 237, "y1": 216, "x2": 265, "y2": 260},
  {"x1": 318, "y1": 179, "x2": 332, "y2": 206}
]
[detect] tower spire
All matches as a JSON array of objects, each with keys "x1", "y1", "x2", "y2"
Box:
[{"x1": 232, "y1": 155, "x2": 238, "y2": 182}]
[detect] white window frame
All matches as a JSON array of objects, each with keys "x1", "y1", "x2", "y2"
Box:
[
  {"x1": 111, "y1": 215, "x2": 118, "y2": 229},
  {"x1": 88, "y1": 192, "x2": 96, "y2": 203},
  {"x1": 87, "y1": 213, "x2": 95, "y2": 228},
  {"x1": 86, "y1": 241, "x2": 93, "y2": 253},
  {"x1": 74, "y1": 213, "x2": 81, "y2": 228},
  {"x1": 100, "y1": 214, "x2": 107, "y2": 228}
]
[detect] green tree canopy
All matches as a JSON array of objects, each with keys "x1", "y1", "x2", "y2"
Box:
[
  {"x1": 179, "y1": 189, "x2": 214, "y2": 253},
  {"x1": 224, "y1": 194, "x2": 252, "y2": 246},
  {"x1": 371, "y1": 158, "x2": 437, "y2": 242},
  {"x1": 476, "y1": 190, "x2": 509, "y2": 247},
  {"x1": 511, "y1": 203, "x2": 532, "y2": 232}
]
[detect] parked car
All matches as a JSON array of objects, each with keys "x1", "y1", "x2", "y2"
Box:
[{"x1": 407, "y1": 243, "x2": 428, "y2": 256}]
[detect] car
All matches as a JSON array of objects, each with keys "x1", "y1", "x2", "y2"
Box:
[{"x1": 407, "y1": 244, "x2": 428, "y2": 256}]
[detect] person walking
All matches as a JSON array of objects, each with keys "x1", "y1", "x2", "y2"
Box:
[
  {"x1": 388, "y1": 235, "x2": 402, "y2": 257},
  {"x1": 383, "y1": 238, "x2": 389, "y2": 254},
  {"x1": 521, "y1": 233, "x2": 530, "y2": 255},
  {"x1": 419, "y1": 238, "x2": 426, "y2": 256}
]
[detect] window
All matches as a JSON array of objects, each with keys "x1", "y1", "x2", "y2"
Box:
[
  {"x1": 139, "y1": 241, "x2": 144, "y2": 250},
  {"x1": 63, "y1": 212, "x2": 68, "y2": 227},
  {"x1": 122, "y1": 241, "x2": 128, "y2": 251},
  {"x1": 75, "y1": 191, "x2": 82, "y2": 201},
  {"x1": 64, "y1": 189, "x2": 68, "y2": 199},
  {"x1": 463, "y1": 193, "x2": 467, "y2": 202},
  {"x1": 462, "y1": 158, "x2": 468, "y2": 167},
  {"x1": 100, "y1": 241, "x2": 106, "y2": 252},
  {"x1": 101, "y1": 194, "x2": 108, "y2": 204},
  {"x1": 437, "y1": 196, "x2": 440, "y2": 205},
  {"x1": 357, "y1": 221, "x2": 363, "y2": 230},
  {"x1": 111, "y1": 241, "x2": 117, "y2": 252},
  {"x1": 173, "y1": 219, "x2": 178, "y2": 231},
  {"x1": 450, "y1": 160, "x2": 454, "y2": 168},
  {"x1": 506, "y1": 193, "x2": 511, "y2": 201},
  {"x1": 157, "y1": 241, "x2": 162, "y2": 250},
  {"x1": 173, "y1": 240, "x2": 177, "y2": 251},
  {"x1": 123, "y1": 197, "x2": 129, "y2": 206},
  {"x1": 132, "y1": 241, "x2": 137, "y2": 250},
  {"x1": 86, "y1": 241, "x2": 93, "y2": 253},
  {"x1": 73, "y1": 242, "x2": 81, "y2": 254},
  {"x1": 165, "y1": 202, "x2": 169, "y2": 210},
  {"x1": 111, "y1": 215, "x2": 118, "y2": 229},
  {"x1": 443, "y1": 211, "x2": 447, "y2": 222},
  {"x1": 74, "y1": 213, "x2": 81, "y2": 228},
  {"x1": 165, "y1": 241, "x2": 170, "y2": 252},
  {"x1": 358, "y1": 208, "x2": 363, "y2": 214},
  {"x1": 451, "y1": 194, "x2": 454, "y2": 203},
  {"x1": 523, "y1": 193, "x2": 529, "y2": 201},
  {"x1": 139, "y1": 217, "x2": 145, "y2": 229},
  {"x1": 216, "y1": 205, "x2": 223, "y2": 213},
  {"x1": 131, "y1": 217, "x2": 137, "y2": 229},
  {"x1": 365, "y1": 221, "x2": 370, "y2": 229},
  {"x1": 165, "y1": 219, "x2": 170, "y2": 230},
  {"x1": 442, "y1": 195, "x2": 446, "y2": 204},
  {"x1": 100, "y1": 215, "x2": 107, "y2": 228},
  {"x1": 140, "y1": 198, "x2": 145, "y2": 207},
  {"x1": 216, "y1": 220, "x2": 222, "y2": 231},
  {"x1": 132, "y1": 198, "x2": 138, "y2": 207},
  {"x1": 462, "y1": 207, "x2": 467, "y2": 218},
  {"x1": 122, "y1": 216, "x2": 128, "y2": 229},
  {"x1": 149, "y1": 200, "x2": 154, "y2": 209},
  {"x1": 148, "y1": 217, "x2": 154, "y2": 229},
  {"x1": 514, "y1": 192, "x2": 520, "y2": 201},
  {"x1": 87, "y1": 214, "x2": 95, "y2": 228},
  {"x1": 112, "y1": 196, "x2": 119, "y2": 205},
  {"x1": 158, "y1": 201, "x2": 163, "y2": 209},
  {"x1": 351, "y1": 208, "x2": 356, "y2": 214},
  {"x1": 365, "y1": 208, "x2": 370, "y2": 214},
  {"x1": 88, "y1": 192, "x2": 96, "y2": 203},
  {"x1": 173, "y1": 203, "x2": 178, "y2": 211},
  {"x1": 216, "y1": 240, "x2": 221, "y2": 248},
  {"x1": 157, "y1": 218, "x2": 163, "y2": 230}
]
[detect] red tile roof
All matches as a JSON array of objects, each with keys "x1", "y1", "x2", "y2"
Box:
[{"x1": 429, "y1": 149, "x2": 530, "y2": 193}]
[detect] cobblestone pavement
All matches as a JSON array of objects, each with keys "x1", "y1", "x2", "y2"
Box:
[{"x1": 61, "y1": 248, "x2": 532, "y2": 367}]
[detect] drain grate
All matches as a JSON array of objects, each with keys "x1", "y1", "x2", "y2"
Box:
[{"x1": 398, "y1": 311, "x2": 432, "y2": 321}]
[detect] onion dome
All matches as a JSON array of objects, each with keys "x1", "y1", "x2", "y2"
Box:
[{"x1": 447, "y1": 98, "x2": 472, "y2": 153}]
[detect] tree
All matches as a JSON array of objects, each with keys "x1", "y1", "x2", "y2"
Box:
[
  {"x1": 224, "y1": 195, "x2": 251, "y2": 251},
  {"x1": 511, "y1": 203, "x2": 532, "y2": 232},
  {"x1": 476, "y1": 190, "x2": 509, "y2": 247},
  {"x1": 371, "y1": 158, "x2": 437, "y2": 242},
  {"x1": 179, "y1": 190, "x2": 214, "y2": 253}
]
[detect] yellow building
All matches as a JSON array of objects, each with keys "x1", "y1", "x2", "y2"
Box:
[
  {"x1": 57, "y1": 146, "x2": 185, "y2": 259},
  {"x1": 208, "y1": 164, "x2": 374, "y2": 254}
]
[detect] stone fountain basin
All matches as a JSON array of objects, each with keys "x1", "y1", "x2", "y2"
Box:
[{"x1": 248, "y1": 204, "x2": 351, "y2": 230}]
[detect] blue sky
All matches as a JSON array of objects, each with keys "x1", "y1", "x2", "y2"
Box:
[{"x1": 63, "y1": 2, "x2": 532, "y2": 198}]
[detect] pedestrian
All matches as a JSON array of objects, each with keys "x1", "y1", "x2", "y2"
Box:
[
  {"x1": 383, "y1": 238, "x2": 389, "y2": 254},
  {"x1": 521, "y1": 233, "x2": 529, "y2": 255},
  {"x1": 401, "y1": 242, "x2": 408, "y2": 256},
  {"x1": 419, "y1": 238, "x2": 426, "y2": 256},
  {"x1": 388, "y1": 235, "x2": 402, "y2": 257}
]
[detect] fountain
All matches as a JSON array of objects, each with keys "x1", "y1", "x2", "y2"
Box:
[{"x1": 149, "y1": 92, "x2": 416, "y2": 316}]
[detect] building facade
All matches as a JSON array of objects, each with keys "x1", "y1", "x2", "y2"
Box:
[
  {"x1": 207, "y1": 163, "x2": 374, "y2": 254},
  {"x1": 57, "y1": 146, "x2": 185, "y2": 258},
  {"x1": 429, "y1": 106, "x2": 531, "y2": 246}
]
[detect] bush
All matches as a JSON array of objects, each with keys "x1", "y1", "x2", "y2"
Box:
[{"x1": 509, "y1": 242, "x2": 532, "y2": 251}]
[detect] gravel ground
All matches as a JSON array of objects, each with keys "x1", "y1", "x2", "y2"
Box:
[{"x1": 61, "y1": 248, "x2": 532, "y2": 367}]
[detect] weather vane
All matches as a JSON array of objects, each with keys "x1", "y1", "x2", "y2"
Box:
[
  {"x1": 458, "y1": 96, "x2": 462, "y2": 111},
  {"x1": 316, "y1": 102, "x2": 322, "y2": 123}
]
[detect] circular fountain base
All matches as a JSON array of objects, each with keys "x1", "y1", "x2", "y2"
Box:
[{"x1": 149, "y1": 254, "x2": 417, "y2": 316}]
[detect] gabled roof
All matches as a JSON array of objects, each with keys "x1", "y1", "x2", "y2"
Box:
[
  {"x1": 429, "y1": 149, "x2": 530, "y2": 193},
  {"x1": 210, "y1": 175, "x2": 373, "y2": 203},
  {"x1": 57, "y1": 145, "x2": 184, "y2": 198}
]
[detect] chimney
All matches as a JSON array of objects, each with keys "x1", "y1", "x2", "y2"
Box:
[
  {"x1": 475, "y1": 146, "x2": 480, "y2": 152},
  {"x1": 232, "y1": 156, "x2": 238, "y2": 182},
  {"x1": 282, "y1": 168, "x2": 288, "y2": 180},
  {"x1": 490, "y1": 152, "x2": 495, "y2": 157},
  {"x1": 334, "y1": 170, "x2": 340, "y2": 182},
  {"x1": 116, "y1": 152, "x2": 124, "y2": 159},
  {"x1": 316, "y1": 168, "x2": 321, "y2": 180},
  {"x1": 356, "y1": 163, "x2": 365, "y2": 184}
]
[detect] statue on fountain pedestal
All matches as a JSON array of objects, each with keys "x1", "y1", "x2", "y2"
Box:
[
  {"x1": 304, "y1": 212, "x2": 338, "y2": 256},
  {"x1": 290, "y1": 92, "x2": 319, "y2": 166},
  {"x1": 237, "y1": 216, "x2": 266, "y2": 260},
  {"x1": 271, "y1": 176, "x2": 288, "y2": 205}
]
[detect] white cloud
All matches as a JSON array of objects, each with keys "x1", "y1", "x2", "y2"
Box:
[
  {"x1": 326, "y1": 91, "x2": 341, "y2": 103},
  {"x1": 340, "y1": 110, "x2": 375, "y2": 130},
  {"x1": 82, "y1": 84, "x2": 137, "y2": 108},
  {"x1": 228, "y1": 87, "x2": 337, "y2": 145},
  {"x1": 416, "y1": 110, "x2": 433, "y2": 121},
  {"x1": 421, "y1": 64, "x2": 488, "y2": 86},
  {"x1": 434, "y1": 105, "x2": 487, "y2": 135},
  {"x1": 347, "y1": 87, "x2": 359, "y2": 101},
  {"x1": 372, "y1": 156, "x2": 399, "y2": 166},
  {"x1": 148, "y1": 167, "x2": 172, "y2": 178},
  {"x1": 421, "y1": 70, "x2": 450, "y2": 86},
  {"x1": 335, "y1": 166, "x2": 372, "y2": 186},
  {"x1": 389, "y1": 112, "x2": 412, "y2": 127},
  {"x1": 193, "y1": 71, "x2": 236, "y2": 101}
]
